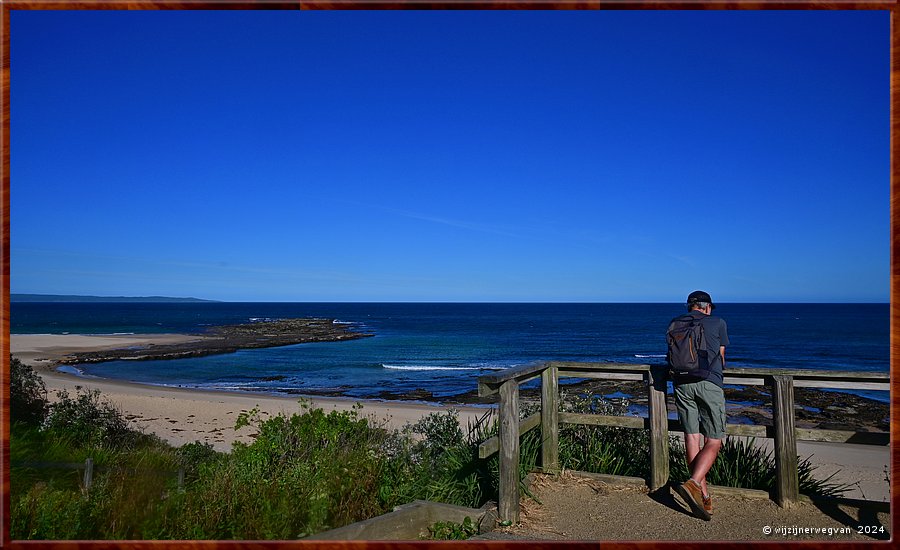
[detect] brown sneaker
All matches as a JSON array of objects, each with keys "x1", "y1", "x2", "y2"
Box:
[
  {"x1": 674, "y1": 479, "x2": 712, "y2": 520},
  {"x1": 703, "y1": 493, "x2": 713, "y2": 516}
]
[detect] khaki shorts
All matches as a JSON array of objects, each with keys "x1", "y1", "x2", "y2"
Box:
[{"x1": 674, "y1": 380, "x2": 726, "y2": 440}]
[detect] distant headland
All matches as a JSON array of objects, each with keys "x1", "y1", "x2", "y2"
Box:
[{"x1": 10, "y1": 294, "x2": 220, "y2": 303}]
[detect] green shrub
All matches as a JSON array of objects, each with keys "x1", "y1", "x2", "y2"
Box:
[
  {"x1": 10, "y1": 442, "x2": 182, "y2": 540},
  {"x1": 11, "y1": 375, "x2": 183, "y2": 540},
  {"x1": 43, "y1": 387, "x2": 151, "y2": 450},
  {"x1": 409, "y1": 408, "x2": 464, "y2": 456},
  {"x1": 175, "y1": 441, "x2": 222, "y2": 485},
  {"x1": 11, "y1": 423, "x2": 93, "y2": 500},
  {"x1": 10, "y1": 356, "x2": 49, "y2": 426},
  {"x1": 12, "y1": 483, "x2": 93, "y2": 539},
  {"x1": 15, "y1": 401, "x2": 401, "y2": 540},
  {"x1": 424, "y1": 516, "x2": 478, "y2": 540},
  {"x1": 152, "y1": 403, "x2": 391, "y2": 539},
  {"x1": 556, "y1": 392, "x2": 649, "y2": 478},
  {"x1": 378, "y1": 409, "x2": 509, "y2": 510}
]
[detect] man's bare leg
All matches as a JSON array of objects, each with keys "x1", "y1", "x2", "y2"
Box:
[
  {"x1": 685, "y1": 434, "x2": 722, "y2": 496},
  {"x1": 684, "y1": 433, "x2": 706, "y2": 495}
]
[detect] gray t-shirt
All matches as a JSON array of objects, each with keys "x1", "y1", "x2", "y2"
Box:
[{"x1": 670, "y1": 310, "x2": 730, "y2": 388}]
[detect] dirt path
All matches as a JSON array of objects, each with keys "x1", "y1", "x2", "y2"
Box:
[{"x1": 480, "y1": 472, "x2": 891, "y2": 541}]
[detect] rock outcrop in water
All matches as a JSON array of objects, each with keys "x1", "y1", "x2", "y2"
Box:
[{"x1": 64, "y1": 318, "x2": 373, "y2": 365}]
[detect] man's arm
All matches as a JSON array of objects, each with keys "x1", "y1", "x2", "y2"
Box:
[{"x1": 720, "y1": 346, "x2": 726, "y2": 368}]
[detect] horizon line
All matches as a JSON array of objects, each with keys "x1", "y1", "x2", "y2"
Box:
[{"x1": 9, "y1": 294, "x2": 890, "y2": 305}]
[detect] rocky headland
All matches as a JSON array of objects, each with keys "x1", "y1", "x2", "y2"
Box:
[{"x1": 59, "y1": 318, "x2": 374, "y2": 365}]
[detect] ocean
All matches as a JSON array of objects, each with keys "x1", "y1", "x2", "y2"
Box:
[{"x1": 11, "y1": 302, "x2": 890, "y2": 403}]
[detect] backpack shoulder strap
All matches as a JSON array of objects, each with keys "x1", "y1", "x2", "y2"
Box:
[{"x1": 675, "y1": 313, "x2": 700, "y2": 324}]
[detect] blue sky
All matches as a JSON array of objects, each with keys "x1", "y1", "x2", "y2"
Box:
[{"x1": 11, "y1": 10, "x2": 889, "y2": 302}]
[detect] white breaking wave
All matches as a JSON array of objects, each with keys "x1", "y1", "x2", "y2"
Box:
[
  {"x1": 383, "y1": 364, "x2": 477, "y2": 371},
  {"x1": 382, "y1": 363, "x2": 508, "y2": 372},
  {"x1": 634, "y1": 354, "x2": 667, "y2": 358},
  {"x1": 383, "y1": 364, "x2": 480, "y2": 372}
]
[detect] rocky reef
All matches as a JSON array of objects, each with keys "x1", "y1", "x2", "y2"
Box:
[{"x1": 63, "y1": 318, "x2": 373, "y2": 365}]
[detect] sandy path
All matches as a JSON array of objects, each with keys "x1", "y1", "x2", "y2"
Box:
[{"x1": 487, "y1": 472, "x2": 891, "y2": 541}]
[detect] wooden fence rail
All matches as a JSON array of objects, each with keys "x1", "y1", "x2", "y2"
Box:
[
  {"x1": 477, "y1": 361, "x2": 889, "y2": 523},
  {"x1": 12, "y1": 459, "x2": 186, "y2": 491}
]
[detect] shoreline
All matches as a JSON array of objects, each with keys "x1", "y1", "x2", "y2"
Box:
[
  {"x1": 12, "y1": 332, "x2": 889, "y2": 428},
  {"x1": 27, "y1": 318, "x2": 373, "y2": 367},
  {"x1": 12, "y1": 331, "x2": 890, "y2": 430},
  {"x1": 11, "y1": 332, "x2": 891, "y2": 502}
]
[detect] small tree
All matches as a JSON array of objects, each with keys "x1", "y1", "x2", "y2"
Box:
[{"x1": 10, "y1": 356, "x2": 49, "y2": 425}]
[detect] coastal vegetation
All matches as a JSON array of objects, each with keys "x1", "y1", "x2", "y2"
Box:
[
  {"x1": 424, "y1": 517, "x2": 479, "y2": 540},
  {"x1": 11, "y1": 357, "x2": 847, "y2": 540}
]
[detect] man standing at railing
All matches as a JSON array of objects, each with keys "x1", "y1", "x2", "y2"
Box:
[{"x1": 668, "y1": 290, "x2": 729, "y2": 521}]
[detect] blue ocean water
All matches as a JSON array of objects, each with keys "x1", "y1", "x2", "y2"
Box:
[{"x1": 11, "y1": 302, "x2": 890, "y2": 402}]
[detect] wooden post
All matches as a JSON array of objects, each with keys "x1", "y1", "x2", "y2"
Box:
[
  {"x1": 498, "y1": 379, "x2": 520, "y2": 524},
  {"x1": 540, "y1": 364, "x2": 559, "y2": 474},
  {"x1": 177, "y1": 468, "x2": 185, "y2": 489},
  {"x1": 771, "y1": 375, "x2": 799, "y2": 507},
  {"x1": 647, "y1": 368, "x2": 669, "y2": 491},
  {"x1": 83, "y1": 458, "x2": 93, "y2": 491}
]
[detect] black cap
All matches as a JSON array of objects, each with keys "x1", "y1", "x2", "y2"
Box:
[{"x1": 687, "y1": 290, "x2": 715, "y2": 310}]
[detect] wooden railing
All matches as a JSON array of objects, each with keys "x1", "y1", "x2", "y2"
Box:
[{"x1": 476, "y1": 361, "x2": 889, "y2": 523}]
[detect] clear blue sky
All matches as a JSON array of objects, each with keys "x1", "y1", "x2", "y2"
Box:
[{"x1": 11, "y1": 10, "x2": 889, "y2": 303}]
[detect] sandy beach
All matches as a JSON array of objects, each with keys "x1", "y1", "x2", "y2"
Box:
[
  {"x1": 11, "y1": 333, "x2": 891, "y2": 502},
  {"x1": 35, "y1": 370, "x2": 492, "y2": 452},
  {"x1": 11, "y1": 333, "x2": 210, "y2": 369},
  {"x1": 12, "y1": 333, "x2": 493, "y2": 451}
]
